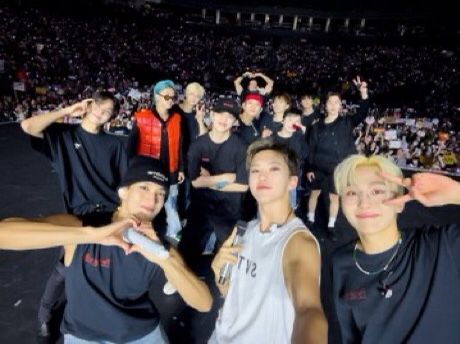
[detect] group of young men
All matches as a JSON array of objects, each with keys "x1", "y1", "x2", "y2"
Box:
[{"x1": 2, "y1": 74, "x2": 460, "y2": 344}]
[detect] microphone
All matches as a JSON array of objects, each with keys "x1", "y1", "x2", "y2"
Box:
[
  {"x1": 218, "y1": 221, "x2": 247, "y2": 285},
  {"x1": 123, "y1": 228, "x2": 170, "y2": 259}
]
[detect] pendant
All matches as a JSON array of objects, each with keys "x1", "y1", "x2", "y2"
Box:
[{"x1": 383, "y1": 288, "x2": 393, "y2": 299}]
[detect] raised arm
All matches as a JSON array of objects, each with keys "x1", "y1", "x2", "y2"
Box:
[
  {"x1": 0, "y1": 215, "x2": 134, "y2": 252},
  {"x1": 128, "y1": 228, "x2": 213, "y2": 312},
  {"x1": 382, "y1": 171, "x2": 460, "y2": 207},
  {"x1": 234, "y1": 72, "x2": 251, "y2": 96},
  {"x1": 255, "y1": 72, "x2": 274, "y2": 95},
  {"x1": 21, "y1": 99, "x2": 92, "y2": 138},
  {"x1": 284, "y1": 231, "x2": 328, "y2": 344},
  {"x1": 350, "y1": 77, "x2": 370, "y2": 127}
]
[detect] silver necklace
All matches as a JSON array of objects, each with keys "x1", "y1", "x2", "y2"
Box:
[{"x1": 353, "y1": 233, "x2": 402, "y2": 276}]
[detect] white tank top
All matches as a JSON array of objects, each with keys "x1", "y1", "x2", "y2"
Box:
[{"x1": 210, "y1": 217, "x2": 320, "y2": 344}]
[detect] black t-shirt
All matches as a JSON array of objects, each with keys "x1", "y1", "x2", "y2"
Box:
[
  {"x1": 33, "y1": 123, "x2": 128, "y2": 215},
  {"x1": 301, "y1": 109, "x2": 321, "y2": 141},
  {"x1": 172, "y1": 104, "x2": 200, "y2": 157},
  {"x1": 233, "y1": 118, "x2": 261, "y2": 146},
  {"x1": 187, "y1": 133, "x2": 248, "y2": 220},
  {"x1": 62, "y1": 212, "x2": 162, "y2": 343},
  {"x1": 309, "y1": 99, "x2": 369, "y2": 174},
  {"x1": 273, "y1": 132, "x2": 308, "y2": 173},
  {"x1": 259, "y1": 112, "x2": 283, "y2": 134},
  {"x1": 333, "y1": 225, "x2": 460, "y2": 343}
]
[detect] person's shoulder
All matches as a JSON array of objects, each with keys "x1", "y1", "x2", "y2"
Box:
[
  {"x1": 189, "y1": 133, "x2": 210, "y2": 149},
  {"x1": 170, "y1": 103, "x2": 182, "y2": 114},
  {"x1": 169, "y1": 107, "x2": 182, "y2": 118},
  {"x1": 285, "y1": 226, "x2": 319, "y2": 254},
  {"x1": 48, "y1": 122, "x2": 74, "y2": 133},
  {"x1": 229, "y1": 133, "x2": 248, "y2": 147},
  {"x1": 79, "y1": 212, "x2": 113, "y2": 227},
  {"x1": 332, "y1": 240, "x2": 355, "y2": 265},
  {"x1": 195, "y1": 133, "x2": 210, "y2": 144},
  {"x1": 134, "y1": 108, "x2": 153, "y2": 118}
]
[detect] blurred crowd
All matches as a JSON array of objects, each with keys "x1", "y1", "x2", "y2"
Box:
[{"x1": 0, "y1": 3, "x2": 459, "y2": 174}]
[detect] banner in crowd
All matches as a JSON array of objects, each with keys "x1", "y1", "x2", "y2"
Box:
[
  {"x1": 35, "y1": 86, "x2": 48, "y2": 95},
  {"x1": 13, "y1": 82, "x2": 26, "y2": 92}
]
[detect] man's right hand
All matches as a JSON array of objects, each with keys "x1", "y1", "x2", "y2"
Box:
[
  {"x1": 211, "y1": 228, "x2": 243, "y2": 284},
  {"x1": 262, "y1": 128, "x2": 272, "y2": 138},
  {"x1": 95, "y1": 218, "x2": 138, "y2": 254},
  {"x1": 67, "y1": 99, "x2": 93, "y2": 118},
  {"x1": 307, "y1": 172, "x2": 315, "y2": 182}
]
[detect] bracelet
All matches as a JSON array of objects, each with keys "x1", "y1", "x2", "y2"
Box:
[{"x1": 215, "y1": 181, "x2": 230, "y2": 190}]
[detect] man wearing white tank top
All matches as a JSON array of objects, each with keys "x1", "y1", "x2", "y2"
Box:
[{"x1": 209, "y1": 138, "x2": 328, "y2": 343}]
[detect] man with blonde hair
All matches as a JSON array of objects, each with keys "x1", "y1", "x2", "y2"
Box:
[{"x1": 332, "y1": 153, "x2": 460, "y2": 343}]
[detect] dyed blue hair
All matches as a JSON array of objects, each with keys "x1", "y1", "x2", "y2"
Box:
[{"x1": 152, "y1": 80, "x2": 175, "y2": 95}]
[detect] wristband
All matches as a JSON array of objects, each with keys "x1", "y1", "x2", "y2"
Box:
[{"x1": 215, "y1": 181, "x2": 230, "y2": 190}]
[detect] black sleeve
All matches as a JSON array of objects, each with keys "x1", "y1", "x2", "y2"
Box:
[
  {"x1": 35, "y1": 123, "x2": 67, "y2": 160},
  {"x1": 30, "y1": 135, "x2": 50, "y2": 158},
  {"x1": 187, "y1": 140, "x2": 202, "y2": 181},
  {"x1": 350, "y1": 99, "x2": 370, "y2": 128},
  {"x1": 115, "y1": 142, "x2": 128, "y2": 182},
  {"x1": 126, "y1": 122, "x2": 139, "y2": 159},
  {"x1": 307, "y1": 123, "x2": 319, "y2": 172},
  {"x1": 444, "y1": 224, "x2": 460, "y2": 275},
  {"x1": 178, "y1": 123, "x2": 184, "y2": 173},
  {"x1": 235, "y1": 141, "x2": 249, "y2": 185}
]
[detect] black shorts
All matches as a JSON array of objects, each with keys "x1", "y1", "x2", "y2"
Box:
[{"x1": 310, "y1": 170, "x2": 337, "y2": 194}]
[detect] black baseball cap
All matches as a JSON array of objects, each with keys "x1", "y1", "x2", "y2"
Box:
[
  {"x1": 119, "y1": 156, "x2": 169, "y2": 190},
  {"x1": 212, "y1": 98, "x2": 240, "y2": 117}
]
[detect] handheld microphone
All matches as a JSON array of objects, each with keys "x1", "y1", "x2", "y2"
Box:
[
  {"x1": 218, "y1": 221, "x2": 247, "y2": 285},
  {"x1": 123, "y1": 228, "x2": 170, "y2": 259}
]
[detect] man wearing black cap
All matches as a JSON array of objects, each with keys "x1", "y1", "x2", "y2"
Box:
[
  {"x1": 0, "y1": 156, "x2": 212, "y2": 343},
  {"x1": 180, "y1": 98, "x2": 249, "y2": 264}
]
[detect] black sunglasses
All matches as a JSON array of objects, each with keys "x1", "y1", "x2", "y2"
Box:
[{"x1": 158, "y1": 93, "x2": 176, "y2": 101}]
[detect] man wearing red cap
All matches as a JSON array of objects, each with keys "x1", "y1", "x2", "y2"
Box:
[{"x1": 234, "y1": 92, "x2": 265, "y2": 145}]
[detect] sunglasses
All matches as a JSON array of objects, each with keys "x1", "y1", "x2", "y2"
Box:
[{"x1": 157, "y1": 93, "x2": 176, "y2": 101}]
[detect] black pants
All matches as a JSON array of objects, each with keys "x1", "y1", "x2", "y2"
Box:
[
  {"x1": 179, "y1": 213, "x2": 235, "y2": 267},
  {"x1": 38, "y1": 259, "x2": 66, "y2": 324}
]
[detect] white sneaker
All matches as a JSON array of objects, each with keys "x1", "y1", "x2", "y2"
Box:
[{"x1": 163, "y1": 281, "x2": 177, "y2": 295}]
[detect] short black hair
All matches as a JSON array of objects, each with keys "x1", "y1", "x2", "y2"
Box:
[
  {"x1": 283, "y1": 108, "x2": 302, "y2": 120},
  {"x1": 92, "y1": 91, "x2": 119, "y2": 116}
]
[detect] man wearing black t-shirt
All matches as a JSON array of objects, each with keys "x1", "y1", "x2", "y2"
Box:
[
  {"x1": 332, "y1": 154, "x2": 460, "y2": 344},
  {"x1": 180, "y1": 98, "x2": 249, "y2": 265},
  {"x1": 273, "y1": 109, "x2": 308, "y2": 209},
  {"x1": 234, "y1": 92, "x2": 264, "y2": 145},
  {"x1": 0, "y1": 156, "x2": 212, "y2": 343},
  {"x1": 21, "y1": 91, "x2": 128, "y2": 341},
  {"x1": 307, "y1": 77, "x2": 369, "y2": 240},
  {"x1": 21, "y1": 92, "x2": 127, "y2": 215},
  {"x1": 299, "y1": 93, "x2": 321, "y2": 140},
  {"x1": 172, "y1": 82, "x2": 207, "y2": 223}
]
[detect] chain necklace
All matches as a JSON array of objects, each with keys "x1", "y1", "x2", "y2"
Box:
[{"x1": 353, "y1": 233, "x2": 402, "y2": 276}]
